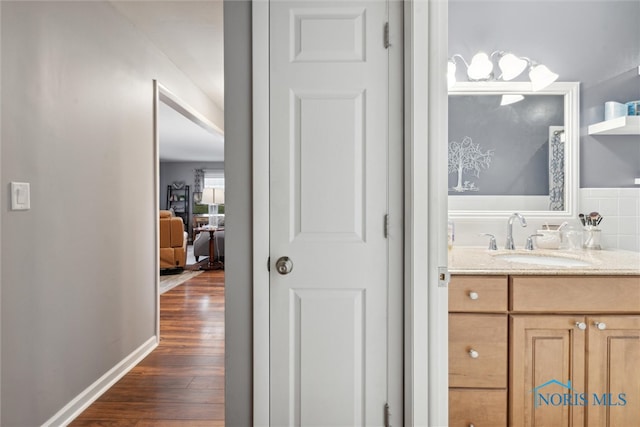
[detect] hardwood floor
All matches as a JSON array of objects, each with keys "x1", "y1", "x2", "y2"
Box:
[{"x1": 70, "y1": 270, "x2": 225, "y2": 427}]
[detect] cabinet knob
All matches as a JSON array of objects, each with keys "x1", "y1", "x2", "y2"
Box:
[
  {"x1": 468, "y1": 349, "x2": 479, "y2": 359},
  {"x1": 575, "y1": 322, "x2": 587, "y2": 330},
  {"x1": 468, "y1": 291, "x2": 479, "y2": 300},
  {"x1": 594, "y1": 321, "x2": 607, "y2": 330},
  {"x1": 469, "y1": 424, "x2": 475, "y2": 427}
]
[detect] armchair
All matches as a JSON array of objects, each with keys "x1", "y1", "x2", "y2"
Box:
[{"x1": 159, "y1": 210, "x2": 187, "y2": 270}]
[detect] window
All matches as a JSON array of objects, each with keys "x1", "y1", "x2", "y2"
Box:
[{"x1": 204, "y1": 169, "x2": 225, "y2": 189}]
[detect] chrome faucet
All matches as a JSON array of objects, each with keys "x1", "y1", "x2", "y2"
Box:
[
  {"x1": 525, "y1": 233, "x2": 544, "y2": 250},
  {"x1": 506, "y1": 213, "x2": 527, "y2": 250},
  {"x1": 480, "y1": 233, "x2": 498, "y2": 250}
]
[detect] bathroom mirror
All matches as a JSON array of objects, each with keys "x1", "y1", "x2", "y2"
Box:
[{"x1": 448, "y1": 81, "x2": 579, "y2": 219}]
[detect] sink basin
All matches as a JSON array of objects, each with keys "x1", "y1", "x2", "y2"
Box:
[{"x1": 494, "y1": 253, "x2": 591, "y2": 267}]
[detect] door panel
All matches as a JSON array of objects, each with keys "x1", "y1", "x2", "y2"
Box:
[
  {"x1": 510, "y1": 315, "x2": 586, "y2": 427},
  {"x1": 587, "y1": 316, "x2": 640, "y2": 427},
  {"x1": 291, "y1": 8, "x2": 366, "y2": 62},
  {"x1": 293, "y1": 90, "x2": 365, "y2": 240},
  {"x1": 295, "y1": 289, "x2": 365, "y2": 425},
  {"x1": 269, "y1": 1, "x2": 400, "y2": 426}
]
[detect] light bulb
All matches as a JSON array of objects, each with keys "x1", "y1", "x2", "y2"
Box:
[
  {"x1": 447, "y1": 60, "x2": 457, "y2": 89},
  {"x1": 529, "y1": 64, "x2": 559, "y2": 91},
  {"x1": 467, "y1": 52, "x2": 493, "y2": 81},
  {"x1": 498, "y1": 53, "x2": 528, "y2": 81}
]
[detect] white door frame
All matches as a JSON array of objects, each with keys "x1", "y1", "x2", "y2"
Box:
[{"x1": 251, "y1": 1, "x2": 449, "y2": 425}]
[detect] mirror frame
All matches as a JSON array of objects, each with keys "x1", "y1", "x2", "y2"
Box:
[{"x1": 448, "y1": 81, "x2": 580, "y2": 219}]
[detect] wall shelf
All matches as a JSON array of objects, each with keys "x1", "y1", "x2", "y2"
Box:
[{"x1": 588, "y1": 115, "x2": 640, "y2": 135}]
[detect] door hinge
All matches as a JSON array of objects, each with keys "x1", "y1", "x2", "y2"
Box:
[
  {"x1": 384, "y1": 403, "x2": 391, "y2": 427},
  {"x1": 383, "y1": 214, "x2": 389, "y2": 238},
  {"x1": 267, "y1": 257, "x2": 271, "y2": 272},
  {"x1": 383, "y1": 22, "x2": 390, "y2": 49}
]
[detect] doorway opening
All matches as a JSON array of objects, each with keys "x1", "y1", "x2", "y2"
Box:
[{"x1": 156, "y1": 85, "x2": 225, "y2": 294}]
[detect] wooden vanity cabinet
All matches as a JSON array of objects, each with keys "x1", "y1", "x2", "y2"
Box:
[
  {"x1": 450, "y1": 274, "x2": 640, "y2": 427},
  {"x1": 509, "y1": 276, "x2": 640, "y2": 427},
  {"x1": 510, "y1": 314, "x2": 640, "y2": 427},
  {"x1": 449, "y1": 275, "x2": 508, "y2": 427}
]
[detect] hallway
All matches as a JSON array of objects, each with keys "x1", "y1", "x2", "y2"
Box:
[{"x1": 70, "y1": 270, "x2": 225, "y2": 426}]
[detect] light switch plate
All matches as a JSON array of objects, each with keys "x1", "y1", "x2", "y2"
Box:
[{"x1": 11, "y1": 182, "x2": 30, "y2": 210}]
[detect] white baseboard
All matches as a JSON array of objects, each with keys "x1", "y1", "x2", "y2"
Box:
[{"x1": 41, "y1": 336, "x2": 158, "y2": 427}]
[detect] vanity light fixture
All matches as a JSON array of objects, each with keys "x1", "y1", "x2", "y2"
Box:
[
  {"x1": 529, "y1": 63, "x2": 560, "y2": 91},
  {"x1": 447, "y1": 60, "x2": 457, "y2": 89},
  {"x1": 448, "y1": 50, "x2": 559, "y2": 95},
  {"x1": 467, "y1": 52, "x2": 494, "y2": 81},
  {"x1": 448, "y1": 53, "x2": 496, "y2": 87},
  {"x1": 498, "y1": 53, "x2": 529, "y2": 81}
]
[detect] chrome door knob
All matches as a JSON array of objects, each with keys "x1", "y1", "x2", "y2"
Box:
[
  {"x1": 575, "y1": 322, "x2": 587, "y2": 330},
  {"x1": 275, "y1": 256, "x2": 293, "y2": 275},
  {"x1": 594, "y1": 321, "x2": 607, "y2": 330}
]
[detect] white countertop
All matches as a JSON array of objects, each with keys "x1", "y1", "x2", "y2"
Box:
[{"x1": 449, "y1": 246, "x2": 640, "y2": 275}]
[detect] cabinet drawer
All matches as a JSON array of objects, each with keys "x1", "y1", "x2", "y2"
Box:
[
  {"x1": 511, "y1": 275, "x2": 640, "y2": 313},
  {"x1": 449, "y1": 389, "x2": 507, "y2": 427},
  {"x1": 449, "y1": 314, "x2": 508, "y2": 388},
  {"x1": 449, "y1": 275, "x2": 508, "y2": 312}
]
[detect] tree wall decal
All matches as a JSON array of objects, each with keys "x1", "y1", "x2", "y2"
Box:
[{"x1": 448, "y1": 136, "x2": 495, "y2": 192}]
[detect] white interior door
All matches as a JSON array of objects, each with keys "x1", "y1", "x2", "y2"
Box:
[{"x1": 269, "y1": 1, "x2": 402, "y2": 426}]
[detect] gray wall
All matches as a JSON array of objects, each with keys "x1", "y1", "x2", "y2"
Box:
[
  {"x1": 160, "y1": 161, "x2": 224, "y2": 236},
  {"x1": 1, "y1": 2, "x2": 221, "y2": 425},
  {"x1": 450, "y1": 0, "x2": 640, "y2": 188},
  {"x1": 224, "y1": 1, "x2": 253, "y2": 425}
]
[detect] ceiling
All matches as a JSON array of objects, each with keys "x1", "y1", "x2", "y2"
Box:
[
  {"x1": 158, "y1": 100, "x2": 224, "y2": 162},
  {"x1": 110, "y1": 1, "x2": 224, "y2": 162}
]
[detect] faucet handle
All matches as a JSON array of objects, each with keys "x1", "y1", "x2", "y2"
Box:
[
  {"x1": 525, "y1": 234, "x2": 544, "y2": 250},
  {"x1": 479, "y1": 233, "x2": 497, "y2": 250}
]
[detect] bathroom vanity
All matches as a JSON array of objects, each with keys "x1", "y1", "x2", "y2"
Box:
[{"x1": 448, "y1": 247, "x2": 640, "y2": 427}]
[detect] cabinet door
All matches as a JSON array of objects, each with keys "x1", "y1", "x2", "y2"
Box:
[
  {"x1": 510, "y1": 315, "x2": 586, "y2": 427},
  {"x1": 587, "y1": 316, "x2": 640, "y2": 427}
]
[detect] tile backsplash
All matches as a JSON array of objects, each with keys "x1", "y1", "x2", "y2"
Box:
[{"x1": 580, "y1": 188, "x2": 640, "y2": 252}]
